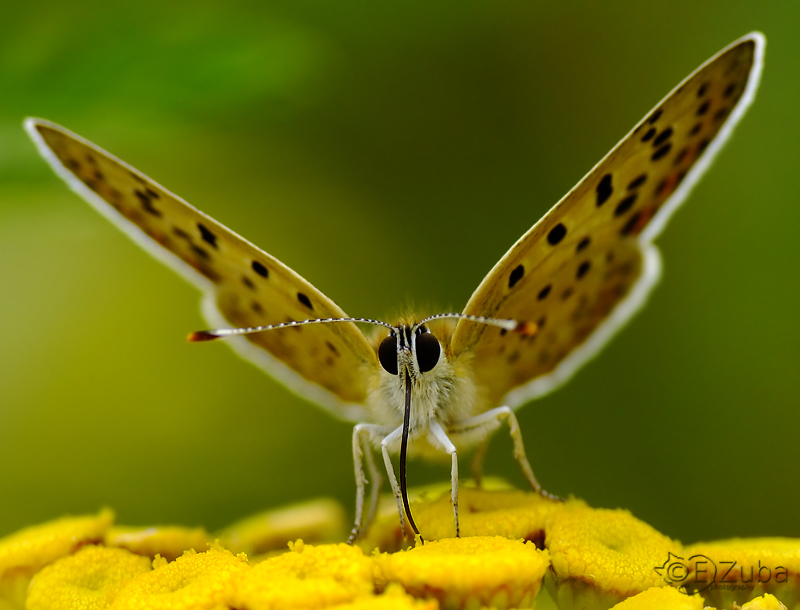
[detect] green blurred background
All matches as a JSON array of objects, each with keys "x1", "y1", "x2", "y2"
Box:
[{"x1": 1, "y1": 1, "x2": 798, "y2": 544}]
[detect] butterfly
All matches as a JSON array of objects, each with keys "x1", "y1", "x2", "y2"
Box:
[{"x1": 26, "y1": 32, "x2": 764, "y2": 544}]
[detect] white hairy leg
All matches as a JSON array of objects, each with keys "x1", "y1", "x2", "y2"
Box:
[
  {"x1": 348, "y1": 423, "x2": 393, "y2": 544},
  {"x1": 448, "y1": 406, "x2": 541, "y2": 493},
  {"x1": 428, "y1": 419, "x2": 460, "y2": 537}
]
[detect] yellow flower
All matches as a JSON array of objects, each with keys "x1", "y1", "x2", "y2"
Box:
[
  {"x1": 0, "y1": 510, "x2": 114, "y2": 579},
  {"x1": 218, "y1": 499, "x2": 346, "y2": 557},
  {"x1": 545, "y1": 506, "x2": 682, "y2": 610},
  {"x1": 3, "y1": 487, "x2": 799, "y2": 610},
  {"x1": 0, "y1": 510, "x2": 114, "y2": 609},
  {"x1": 681, "y1": 538, "x2": 800, "y2": 609},
  {"x1": 105, "y1": 525, "x2": 212, "y2": 561},
  {"x1": 608, "y1": 587, "x2": 703, "y2": 609},
  {"x1": 109, "y1": 547, "x2": 249, "y2": 610},
  {"x1": 740, "y1": 593, "x2": 788, "y2": 610},
  {"x1": 374, "y1": 535, "x2": 549, "y2": 609},
  {"x1": 232, "y1": 540, "x2": 373, "y2": 610},
  {"x1": 362, "y1": 479, "x2": 573, "y2": 552},
  {"x1": 26, "y1": 545, "x2": 151, "y2": 610}
]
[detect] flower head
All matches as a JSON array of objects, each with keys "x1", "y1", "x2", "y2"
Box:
[
  {"x1": 218, "y1": 499, "x2": 346, "y2": 557},
  {"x1": 375, "y1": 535, "x2": 549, "y2": 610},
  {"x1": 26, "y1": 545, "x2": 151, "y2": 609},
  {"x1": 681, "y1": 538, "x2": 799, "y2": 609},
  {"x1": 545, "y1": 505, "x2": 682, "y2": 609},
  {"x1": 106, "y1": 525, "x2": 212, "y2": 561},
  {"x1": 362, "y1": 479, "x2": 573, "y2": 553},
  {"x1": 110, "y1": 547, "x2": 248, "y2": 610}
]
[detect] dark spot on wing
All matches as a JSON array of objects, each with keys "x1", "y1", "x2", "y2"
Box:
[
  {"x1": 698, "y1": 138, "x2": 710, "y2": 154},
  {"x1": 690, "y1": 122, "x2": 702, "y2": 136},
  {"x1": 252, "y1": 261, "x2": 269, "y2": 278},
  {"x1": 596, "y1": 174, "x2": 613, "y2": 207},
  {"x1": 197, "y1": 223, "x2": 218, "y2": 249},
  {"x1": 561, "y1": 287, "x2": 574, "y2": 300},
  {"x1": 697, "y1": 100, "x2": 710, "y2": 116},
  {"x1": 651, "y1": 143, "x2": 672, "y2": 161},
  {"x1": 628, "y1": 174, "x2": 647, "y2": 190},
  {"x1": 653, "y1": 127, "x2": 673, "y2": 147},
  {"x1": 615, "y1": 194, "x2": 637, "y2": 217},
  {"x1": 242, "y1": 276, "x2": 255, "y2": 290},
  {"x1": 537, "y1": 284, "x2": 551, "y2": 301},
  {"x1": 621, "y1": 212, "x2": 642, "y2": 236},
  {"x1": 640, "y1": 127, "x2": 656, "y2": 143},
  {"x1": 135, "y1": 189, "x2": 162, "y2": 217},
  {"x1": 713, "y1": 108, "x2": 729, "y2": 123},
  {"x1": 547, "y1": 223, "x2": 567, "y2": 245},
  {"x1": 66, "y1": 158, "x2": 81, "y2": 171},
  {"x1": 191, "y1": 245, "x2": 210, "y2": 260},
  {"x1": 697, "y1": 82, "x2": 709, "y2": 97},
  {"x1": 251, "y1": 301, "x2": 263, "y2": 314},
  {"x1": 576, "y1": 261, "x2": 591, "y2": 279},
  {"x1": 173, "y1": 227, "x2": 190, "y2": 239},
  {"x1": 297, "y1": 292, "x2": 313, "y2": 310},
  {"x1": 326, "y1": 341, "x2": 340, "y2": 357},
  {"x1": 509, "y1": 264, "x2": 525, "y2": 288},
  {"x1": 673, "y1": 148, "x2": 688, "y2": 166},
  {"x1": 145, "y1": 187, "x2": 160, "y2": 199},
  {"x1": 724, "y1": 83, "x2": 737, "y2": 98},
  {"x1": 577, "y1": 237, "x2": 590, "y2": 252},
  {"x1": 648, "y1": 109, "x2": 663, "y2": 124}
]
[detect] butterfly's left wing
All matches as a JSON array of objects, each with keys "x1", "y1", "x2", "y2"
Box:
[
  {"x1": 26, "y1": 119, "x2": 379, "y2": 422},
  {"x1": 450, "y1": 33, "x2": 764, "y2": 411}
]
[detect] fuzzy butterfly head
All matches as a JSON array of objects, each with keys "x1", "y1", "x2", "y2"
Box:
[{"x1": 361, "y1": 312, "x2": 524, "y2": 435}]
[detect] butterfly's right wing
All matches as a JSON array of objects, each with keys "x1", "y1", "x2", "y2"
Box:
[
  {"x1": 450, "y1": 33, "x2": 764, "y2": 412},
  {"x1": 26, "y1": 119, "x2": 379, "y2": 423}
]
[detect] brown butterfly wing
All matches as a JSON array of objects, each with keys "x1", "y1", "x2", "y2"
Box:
[
  {"x1": 450, "y1": 33, "x2": 764, "y2": 411},
  {"x1": 27, "y1": 120, "x2": 378, "y2": 422}
]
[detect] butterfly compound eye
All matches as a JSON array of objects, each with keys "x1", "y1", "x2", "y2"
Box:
[
  {"x1": 378, "y1": 334, "x2": 399, "y2": 375},
  {"x1": 415, "y1": 332, "x2": 441, "y2": 373}
]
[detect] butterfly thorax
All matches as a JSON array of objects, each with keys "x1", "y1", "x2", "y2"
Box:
[{"x1": 367, "y1": 318, "x2": 478, "y2": 449}]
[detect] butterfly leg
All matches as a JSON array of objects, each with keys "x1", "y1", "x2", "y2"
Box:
[
  {"x1": 379, "y1": 425, "x2": 408, "y2": 538},
  {"x1": 470, "y1": 438, "x2": 489, "y2": 488},
  {"x1": 364, "y1": 438, "x2": 383, "y2": 532},
  {"x1": 428, "y1": 420, "x2": 460, "y2": 537},
  {"x1": 448, "y1": 406, "x2": 542, "y2": 494},
  {"x1": 348, "y1": 423, "x2": 392, "y2": 544}
]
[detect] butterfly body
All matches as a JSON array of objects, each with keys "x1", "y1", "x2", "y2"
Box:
[{"x1": 26, "y1": 32, "x2": 765, "y2": 542}]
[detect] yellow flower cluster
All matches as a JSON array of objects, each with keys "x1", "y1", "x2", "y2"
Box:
[{"x1": 0, "y1": 485, "x2": 797, "y2": 610}]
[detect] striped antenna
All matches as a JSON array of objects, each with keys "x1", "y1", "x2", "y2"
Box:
[
  {"x1": 187, "y1": 317, "x2": 396, "y2": 342},
  {"x1": 414, "y1": 313, "x2": 537, "y2": 336}
]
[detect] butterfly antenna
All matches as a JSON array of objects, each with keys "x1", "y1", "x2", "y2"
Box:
[
  {"x1": 415, "y1": 313, "x2": 537, "y2": 336},
  {"x1": 188, "y1": 317, "x2": 395, "y2": 342},
  {"x1": 399, "y1": 370, "x2": 422, "y2": 543}
]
